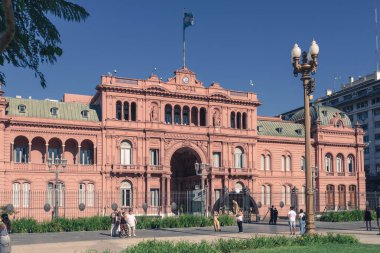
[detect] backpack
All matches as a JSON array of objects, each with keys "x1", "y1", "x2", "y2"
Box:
[{"x1": 301, "y1": 214, "x2": 306, "y2": 221}]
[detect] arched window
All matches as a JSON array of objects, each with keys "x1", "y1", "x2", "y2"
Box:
[
  {"x1": 231, "y1": 112, "x2": 235, "y2": 128},
  {"x1": 237, "y1": 112, "x2": 241, "y2": 129},
  {"x1": 183, "y1": 106, "x2": 190, "y2": 125},
  {"x1": 325, "y1": 154, "x2": 332, "y2": 173},
  {"x1": 260, "y1": 155, "x2": 265, "y2": 170},
  {"x1": 338, "y1": 185, "x2": 346, "y2": 210},
  {"x1": 261, "y1": 185, "x2": 271, "y2": 205},
  {"x1": 123, "y1": 102, "x2": 129, "y2": 120},
  {"x1": 242, "y1": 113, "x2": 247, "y2": 129},
  {"x1": 174, "y1": 105, "x2": 181, "y2": 124},
  {"x1": 165, "y1": 104, "x2": 172, "y2": 124},
  {"x1": 131, "y1": 102, "x2": 137, "y2": 121},
  {"x1": 120, "y1": 181, "x2": 132, "y2": 207},
  {"x1": 14, "y1": 136, "x2": 29, "y2": 163},
  {"x1": 120, "y1": 141, "x2": 132, "y2": 165},
  {"x1": 286, "y1": 156, "x2": 291, "y2": 171},
  {"x1": 301, "y1": 157, "x2": 305, "y2": 171},
  {"x1": 326, "y1": 184, "x2": 335, "y2": 210},
  {"x1": 234, "y1": 147, "x2": 244, "y2": 168},
  {"x1": 200, "y1": 107, "x2": 207, "y2": 126},
  {"x1": 116, "y1": 101, "x2": 122, "y2": 120},
  {"x1": 281, "y1": 156, "x2": 286, "y2": 171},
  {"x1": 348, "y1": 185, "x2": 356, "y2": 208},
  {"x1": 336, "y1": 155, "x2": 343, "y2": 173},
  {"x1": 265, "y1": 155, "x2": 271, "y2": 171},
  {"x1": 348, "y1": 155, "x2": 354, "y2": 173},
  {"x1": 191, "y1": 107, "x2": 198, "y2": 126}
]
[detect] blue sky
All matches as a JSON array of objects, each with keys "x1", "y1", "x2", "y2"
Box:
[{"x1": 2, "y1": 0, "x2": 378, "y2": 116}]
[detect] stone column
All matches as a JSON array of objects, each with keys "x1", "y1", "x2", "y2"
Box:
[
  {"x1": 93, "y1": 146, "x2": 97, "y2": 165},
  {"x1": 61, "y1": 144, "x2": 65, "y2": 159},
  {"x1": 166, "y1": 175, "x2": 171, "y2": 213},
  {"x1": 78, "y1": 145, "x2": 81, "y2": 167},
  {"x1": 45, "y1": 143, "x2": 49, "y2": 165},
  {"x1": 10, "y1": 143, "x2": 13, "y2": 163}
]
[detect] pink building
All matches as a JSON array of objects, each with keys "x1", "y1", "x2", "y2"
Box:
[{"x1": 0, "y1": 68, "x2": 366, "y2": 220}]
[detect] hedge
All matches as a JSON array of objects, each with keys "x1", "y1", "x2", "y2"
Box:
[
  {"x1": 121, "y1": 233, "x2": 358, "y2": 253},
  {"x1": 11, "y1": 214, "x2": 235, "y2": 233},
  {"x1": 319, "y1": 210, "x2": 377, "y2": 222}
]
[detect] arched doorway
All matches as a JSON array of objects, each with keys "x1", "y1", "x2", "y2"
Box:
[{"x1": 170, "y1": 147, "x2": 202, "y2": 214}]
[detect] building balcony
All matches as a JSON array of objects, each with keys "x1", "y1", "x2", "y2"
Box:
[
  {"x1": 112, "y1": 164, "x2": 145, "y2": 174},
  {"x1": 337, "y1": 172, "x2": 345, "y2": 176},
  {"x1": 326, "y1": 171, "x2": 334, "y2": 176},
  {"x1": 147, "y1": 165, "x2": 164, "y2": 172},
  {"x1": 11, "y1": 162, "x2": 98, "y2": 172},
  {"x1": 210, "y1": 167, "x2": 227, "y2": 175}
]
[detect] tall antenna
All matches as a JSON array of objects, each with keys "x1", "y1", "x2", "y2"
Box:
[{"x1": 375, "y1": 0, "x2": 380, "y2": 71}]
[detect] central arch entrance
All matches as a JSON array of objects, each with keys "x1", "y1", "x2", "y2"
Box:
[{"x1": 170, "y1": 147, "x2": 202, "y2": 214}]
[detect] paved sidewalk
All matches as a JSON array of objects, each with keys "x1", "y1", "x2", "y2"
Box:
[{"x1": 11, "y1": 222, "x2": 380, "y2": 253}]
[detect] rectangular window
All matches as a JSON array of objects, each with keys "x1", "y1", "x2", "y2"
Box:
[
  {"x1": 375, "y1": 133, "x2": 380, "y2": 140},
  {"x1": 79, "y1": 183, "x2": 86, "y2": 205},
  {"x1": 374, "y1": 108, "x2": 380, "y2": 116},
  {"x1": 150, "y1": 149, "x2": 159, "y2": 166},
  {"x1": 213, "y1": 152, "x2": 221, "y2": 167},
  {"x1": 22, "y1": 183, "x2": 30, "y2": 208},
  {"x1": 361, "y1": 124, "x2": 368, "y2": 131},
  {"x1": 372, "y1": 97, "x2": 380, "y2": 104},
  {"x1": 80, "y1": 149, "x2": 92, "y2": 165},
  {"x1": 376, "y1": 146, "x2": 380, "y2": 153},
  {"x1": 48, "y1": 147, "x2": 62, "y2": 162},
  {"x1": 375, "y1": 121, "x2": 380, "y2": 128},
  {"x1": 265, "y1": 185, "x2": 271, "y2": 205},
  {"x1": 87, "y1": 183, "x2": 94, "y2": 207},
  {"x1": 356, "y1": 101, "x2": 368, "y2": 109},
  {"x1": 14, "y1": 147, "x2": 28, "y2": 163},
  {"x1": 357, "y1": 112, "x2": 368, "y2": 121},
  {"x1": 12, "y1": 183, "x2": 20, "y2": 208},
  {"x1": 150, "y1": 189, "x2": 160, "y2": 207}
]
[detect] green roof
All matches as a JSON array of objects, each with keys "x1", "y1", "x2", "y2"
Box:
[
  {"x1": 6, "y1": 97, "x2": 100, "y2": 122},
  {"x1": 289, "y1": 104, "x2": 351, "y2": 127},
  {"x1": 257, "y1": 120, "x2": 305, "y2": 138}
]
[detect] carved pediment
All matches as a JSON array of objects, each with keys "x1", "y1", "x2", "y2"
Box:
[{"x1": 146, "y1": 86, "x2": 169, "y2": 93}]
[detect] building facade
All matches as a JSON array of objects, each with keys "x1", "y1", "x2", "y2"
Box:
[
  {"x1": 313, "y1": 72, "x2": 380, "y2": 191},
  {"x1": 0, "y1": 68, "x2": 366, "y2": 220}
]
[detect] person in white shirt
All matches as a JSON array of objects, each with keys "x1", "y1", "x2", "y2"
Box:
[
  {"x1": 126, "y1": 209, "x2": 137, "y2": 237},
  {"x1": 287, "y1": 206, "x2": 297, "y2": 235}
]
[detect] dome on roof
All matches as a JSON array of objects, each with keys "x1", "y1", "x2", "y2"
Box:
[{"x1": 288, "y1": 104, "x2": 352, "y2": 127}]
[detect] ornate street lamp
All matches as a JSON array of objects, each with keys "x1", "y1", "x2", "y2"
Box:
[
  {"x1": 291, "y1": 39, "x2": 319, "y2": 234},
  {"x1": 194, "y1": 162, "x2": 210, "y2": 216},
  {"x1": 48, "y1": 157, "x2": 67, "y2": 219}
]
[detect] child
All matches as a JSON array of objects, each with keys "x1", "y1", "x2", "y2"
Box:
[
  {"x1": 213, "y1": 211, "x2": 221, "y2": 232},
  {"x1": 126, "y1": 209, "x2": 137, "y2": 237}
]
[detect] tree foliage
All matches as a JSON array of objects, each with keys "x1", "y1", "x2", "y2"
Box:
[{"x1": 0, "y1": 0, "x2": 89, "y2": 87}]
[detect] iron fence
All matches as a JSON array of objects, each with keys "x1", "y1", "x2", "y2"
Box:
[{"x1": 0, "y1": 190, "x2": 377, "y2": 221}]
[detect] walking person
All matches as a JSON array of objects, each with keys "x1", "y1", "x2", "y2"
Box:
[
  {"x1": 298, "y1": 209, "x2": 306, "y2": 235},
  {"x1": 126, "y1": 209, "x2": 137, "y2": 237},
  {"x1": 269, "y1": 205, "x2": 274, "y2": 225},
  {"x1": 0, "y1": 222, "x2": 11, "y2": 253},
  {"x1": 213, "y1": 211, "x2": 221, "y2": 232},
  {"x1": 119, "y1": 212, "x2": 127, "y2": 238},
  {"x1": 364, "y1": 207, "x2": 372, "y2": 231},
  {"x1": 287, "y1": 206, "x2": 297, "y2": 235},
  {"x1": 236, "y1": 209, "x2": 243, "y2": 233},
  {"x1": 376, "y1": 204, "x2": 380, "y2": 235},
  {"x1": 273, "y1": 208, "x2": 278, "y2": 225},
  {"x1": 1, "y1": 214, "x2": 11, "y2": 235}
]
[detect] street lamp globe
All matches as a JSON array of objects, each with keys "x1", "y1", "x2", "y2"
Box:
[
  {"x1": 309, "y1": 40, "x2": 319, "y2": 56},
  {"x1": 291, "y1": 43, "x2": 302, "y2": 60}
]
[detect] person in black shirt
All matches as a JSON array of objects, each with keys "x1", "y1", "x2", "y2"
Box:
[
  {"x1": 273, "y1": 208, "x2": 278, "y2": 225},
  {"x1": 269, "y1": 206, "x2": 274, "y2": 225},
  {"x1": 364, "y1": 207, "x2": 372, "y2": 231},
  {"x1": 1, "y1": 213, "x2": 11, "y2": 234}
]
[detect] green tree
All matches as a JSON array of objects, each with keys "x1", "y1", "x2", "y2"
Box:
[{"x1": 0, "y1": 0, "x2": 89, "y2": 88}]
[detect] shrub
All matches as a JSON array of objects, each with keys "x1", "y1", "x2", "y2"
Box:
[{"x1": 122, "y1": 234, "x2": 358, "y2": 253}]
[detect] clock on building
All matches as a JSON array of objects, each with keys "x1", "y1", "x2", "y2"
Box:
[{"x1": 182, "y1": 76, "x2": 189, "y2": 84}]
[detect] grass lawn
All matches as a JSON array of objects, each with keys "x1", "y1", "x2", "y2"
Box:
[{"x1": 239, "y1": 243, "x2": 380, "y2": 253}]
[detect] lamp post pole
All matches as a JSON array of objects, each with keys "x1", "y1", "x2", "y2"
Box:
[
  {"x1": 291, "y1": 40, "x2": 319, "y2": 234},
  {"x1": 48, "y1": 157, "x2": 67, "y2": 219}
]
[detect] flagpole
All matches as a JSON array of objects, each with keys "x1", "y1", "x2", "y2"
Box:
[{"x1": 183, "y1": 20, "x2": 186, "y2": 68}]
